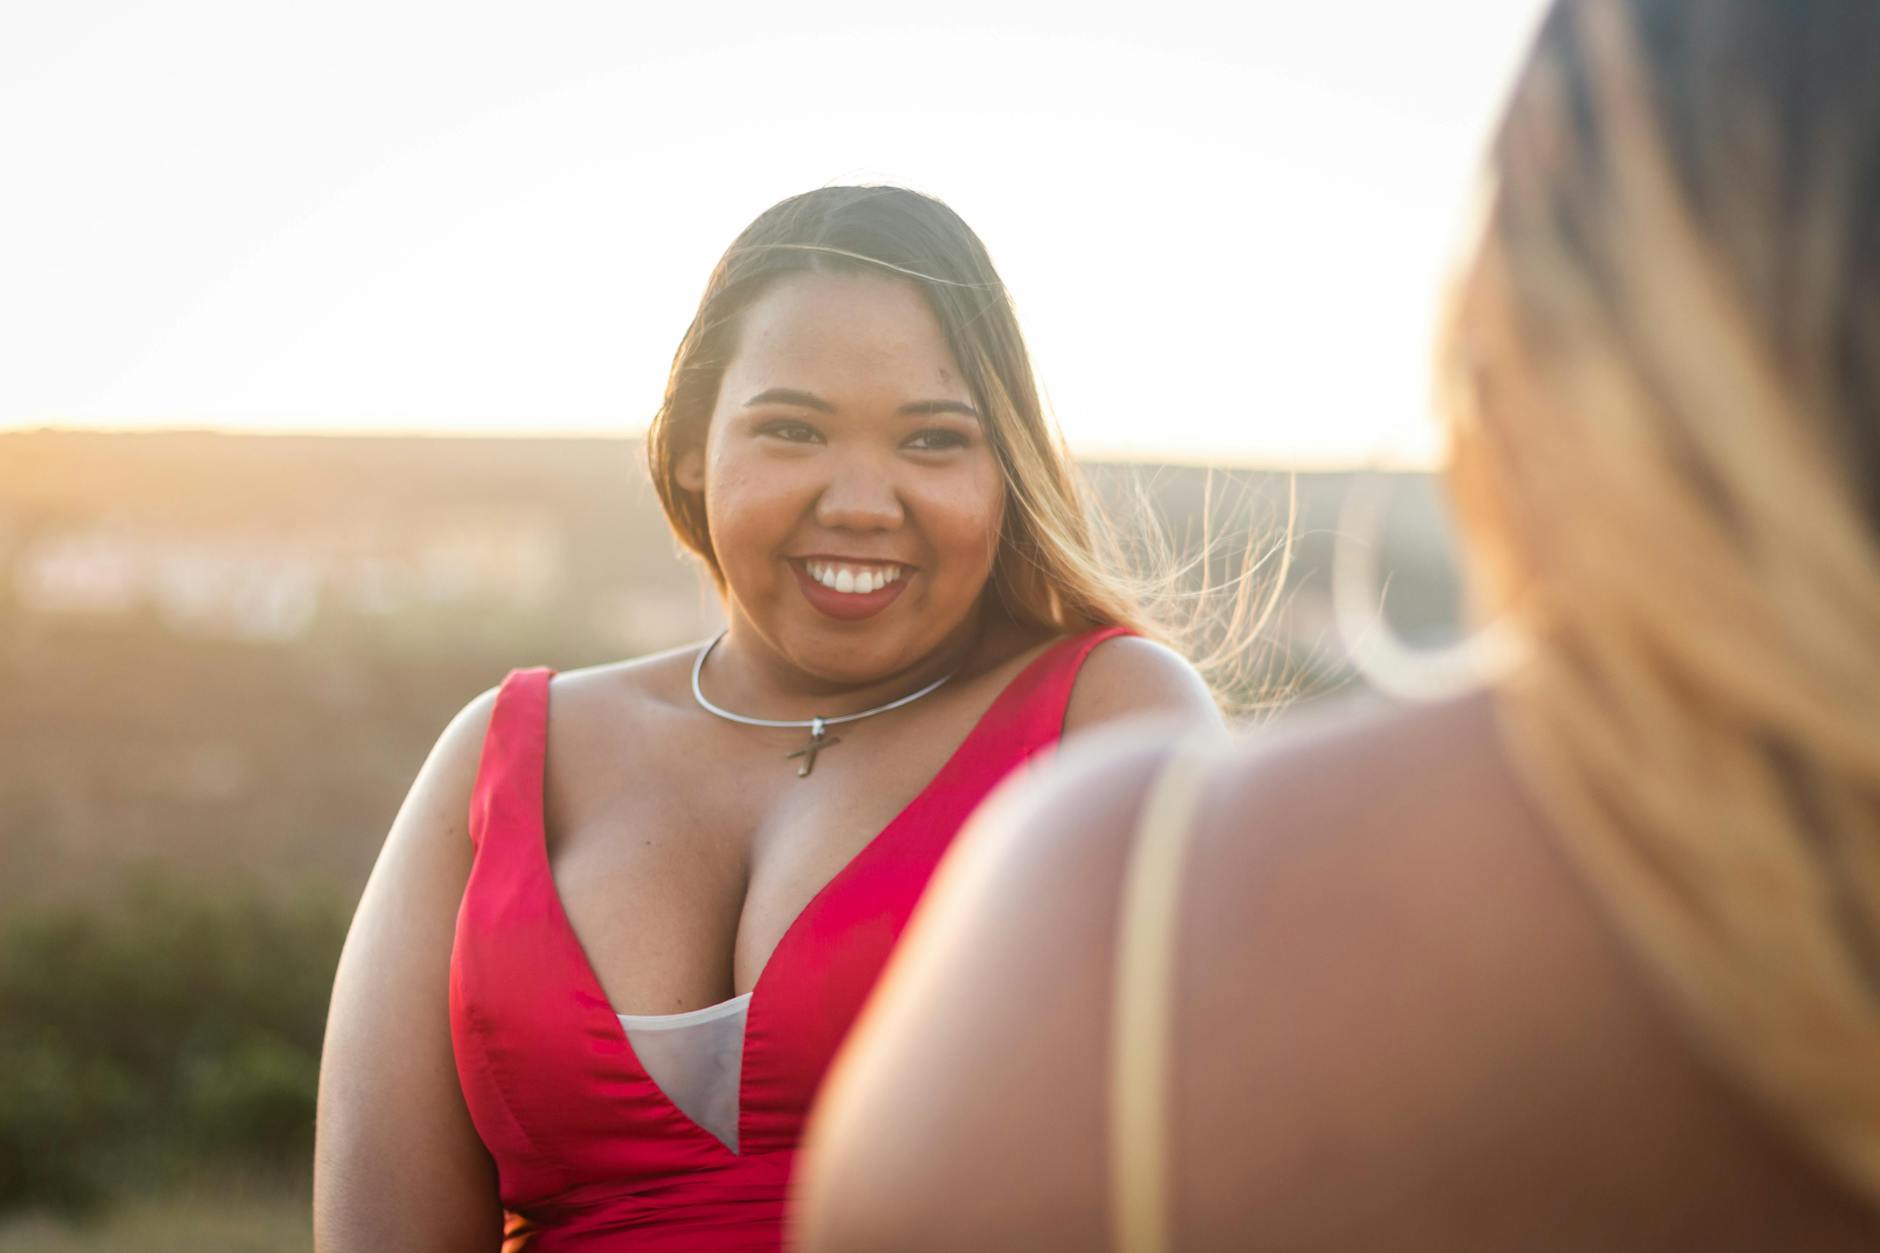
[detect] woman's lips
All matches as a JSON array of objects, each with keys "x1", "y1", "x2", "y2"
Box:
[{"x1": 788, "y1": 560, "x2": 910, "y2": 622}]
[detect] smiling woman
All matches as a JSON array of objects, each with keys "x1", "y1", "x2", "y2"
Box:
[{"x1": 312, "y1": 185, "x2": 1225, "y2": 1252}]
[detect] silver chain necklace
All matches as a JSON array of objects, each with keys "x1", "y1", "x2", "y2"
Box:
[{"x1": 689, "y1": 631, "x2": 961, "y2": 777}]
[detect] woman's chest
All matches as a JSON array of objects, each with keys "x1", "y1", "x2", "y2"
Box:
[{"x1": 541, "y1": 711, "x2": 982, "y2": 1017}]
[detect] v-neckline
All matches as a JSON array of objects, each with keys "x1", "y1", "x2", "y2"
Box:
[{"x1": 528, "y1": 633, "x2": 1073, "y2": 1156}]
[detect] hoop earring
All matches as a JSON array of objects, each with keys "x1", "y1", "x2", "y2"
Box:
[{"x1": 1331, "y1": 471, "x2": 1525, "y2": 703}]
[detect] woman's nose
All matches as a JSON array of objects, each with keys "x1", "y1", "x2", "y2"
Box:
[{"x1": 814, "y1": 459, "x2": 904, "y2": 531}]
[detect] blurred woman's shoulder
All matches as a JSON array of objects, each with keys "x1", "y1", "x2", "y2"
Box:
[
  {"x1": 1169, "y1": 693, "x2": 1874, "y2": 1244},
  {"x1": 800, "y1": 690, "x2": 1877, "y2": 1250}
]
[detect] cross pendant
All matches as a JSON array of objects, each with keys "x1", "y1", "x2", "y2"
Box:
[{"x1": 786, "y1": 717, "x2": 841, "y2": 778}]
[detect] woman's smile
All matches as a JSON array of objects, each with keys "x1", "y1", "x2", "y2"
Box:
[
  {"x1": 797, "y1": 558, "x2": 907, "y2": 595},
  {"x1": 787, "y1": 557, "x2": 912, "y2": 622}
]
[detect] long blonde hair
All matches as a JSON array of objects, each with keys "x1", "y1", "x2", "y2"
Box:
[
  {"x1": 1443, "y1": 0, "x2": 1880, "y2": 1203},
  {"x1": 646, "y1": 186, "x2": 1284, "y2": 694}
]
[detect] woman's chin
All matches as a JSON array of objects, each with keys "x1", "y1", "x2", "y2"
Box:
[{"x1": 771, "y1": 621, "x2": 978, "y2": 691}]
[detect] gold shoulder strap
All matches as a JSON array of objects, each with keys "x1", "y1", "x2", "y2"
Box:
[{"x1": 1110, "y1": 739, "x2": 1219, "y2": 1253}]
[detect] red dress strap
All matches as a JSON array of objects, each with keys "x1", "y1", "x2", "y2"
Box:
[
  {"x1": 468, "y1": 667, "x2": 554, "y2": 853},
  {"x1": 953, "y1": 624, "x2": 1135, "y2": 767}
]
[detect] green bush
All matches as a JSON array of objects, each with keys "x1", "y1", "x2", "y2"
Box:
[{"x1": 0, "y1": 874, "x2": 348, "y2": 1214}]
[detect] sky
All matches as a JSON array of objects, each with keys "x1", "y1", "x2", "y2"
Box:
[{"x1": 1, "y1": 1, "x2": 1551, "y2": 467}]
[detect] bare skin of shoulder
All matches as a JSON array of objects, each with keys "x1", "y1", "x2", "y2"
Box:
[{"x1": 796, "y1": 691, "x2": 1878, "y2": 1252}]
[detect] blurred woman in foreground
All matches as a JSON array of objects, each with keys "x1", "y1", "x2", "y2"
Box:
[{"x1": 798, "y1": 1, "x2": 1880, "y2": 1247}]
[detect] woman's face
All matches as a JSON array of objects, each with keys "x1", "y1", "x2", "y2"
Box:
[{"x1": 677, "y1": 270, "x2": 1006, "y2": 685}]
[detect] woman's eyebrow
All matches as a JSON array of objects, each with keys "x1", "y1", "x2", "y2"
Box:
[
  {"x1": 745, "y1": 387, "x2": 833, "y2": 412},
  {"x1": 898, "y1": 399, "x2": 981, "y2": 421},
  {"x1": 744, "y1": 389, "x2": 980, "y2": 421}
]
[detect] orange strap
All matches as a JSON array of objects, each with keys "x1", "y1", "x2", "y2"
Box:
[{"x1": 1110, "y1": 740, "x2": 1217, "y2": 1253}]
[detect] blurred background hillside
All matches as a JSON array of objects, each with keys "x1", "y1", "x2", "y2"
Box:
[
  {"x1": 0, "y1": 428, "x2": 1462, "y2": 1247},
  {"x1": 1, "y1": 428, "x2": 1464, "y2": 904}
]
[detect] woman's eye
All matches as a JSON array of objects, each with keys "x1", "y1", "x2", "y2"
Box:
[
  {"x1": 906, "y1": 429, "x2": 968, "y2": 452},
  {"x1": 758, "y1": 421, "x2": 821, "y2": 444}
]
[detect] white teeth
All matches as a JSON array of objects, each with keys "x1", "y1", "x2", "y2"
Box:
[{"x1": 804, "y1": 562, "x2": 903, "y2": 594}]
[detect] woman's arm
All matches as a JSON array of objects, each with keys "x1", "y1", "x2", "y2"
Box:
[{"x1": 314, "y1": 689, "x2": 506, "y2": 1253}]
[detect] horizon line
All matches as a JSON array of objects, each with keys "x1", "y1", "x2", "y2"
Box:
[{"x1": 0, "y1": 421, "x2": 1441, "y2": 473}]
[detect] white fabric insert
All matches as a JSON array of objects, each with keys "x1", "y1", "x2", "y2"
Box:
[{"x1": 617, "y1": 991, "x2": 751, "y2": 1153}]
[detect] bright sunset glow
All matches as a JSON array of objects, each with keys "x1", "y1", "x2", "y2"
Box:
[{"x1": 2, "y1": 1, "x2": 1549, "y2": 466}]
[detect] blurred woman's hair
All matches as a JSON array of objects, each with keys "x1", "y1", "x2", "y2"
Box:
[
  {"x1": 1441, "y1": 0, "x2": 1880, "y2": 1202},
  {"x1": 646, "y1": 185, "x2": 1284, "y2": 701}
]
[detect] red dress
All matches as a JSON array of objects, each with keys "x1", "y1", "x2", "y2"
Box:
[{"x1": 450, "y1": 628, "x2": 1129, "y2": 1250}]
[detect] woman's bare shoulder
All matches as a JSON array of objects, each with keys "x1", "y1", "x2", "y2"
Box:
[
  {"x1": 542, "y1": 640, "x2": 704, "y2": 742},
  {"x1": 356, "y1": 646, "x2": 700, "y2": 878},
  {"x1": 799, "y1": 691, "x2": 1873, "y2": 1251},
  {"x1": 1062, "y1": 632, "x2": 1221, "y2": 733},
  {"x1": 548, "y1": 641, "x2": 702, "y2": 711},
  {"x1": 380, "y1": 682, "x2": 504, "y2": 858}
]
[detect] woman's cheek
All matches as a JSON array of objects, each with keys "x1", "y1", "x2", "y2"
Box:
[
  {"x1": 964, "y1": 460, "x2": 1006, "y2": 571},
  {"x1": 711, "y1": 456, "x2": 794, "y2": 529},
  {"x1": 707, "y1": 468, "x2": 788, "y2": 590},
  {"x1": 923, "y1": 472, "x2": 1003, "y2": 590}
]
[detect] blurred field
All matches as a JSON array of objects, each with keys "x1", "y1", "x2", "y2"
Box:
[
  {"x1": 0, "y1": 429, "x2": 1463, "y2": 1235},
  {"x1": 0, "y1": 1184, "x2": 307, "y2": 1253}
]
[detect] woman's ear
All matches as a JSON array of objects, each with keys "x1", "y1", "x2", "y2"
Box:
[{"x1": 675, "y1": 445, "x2": 706, "y2": 493}]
